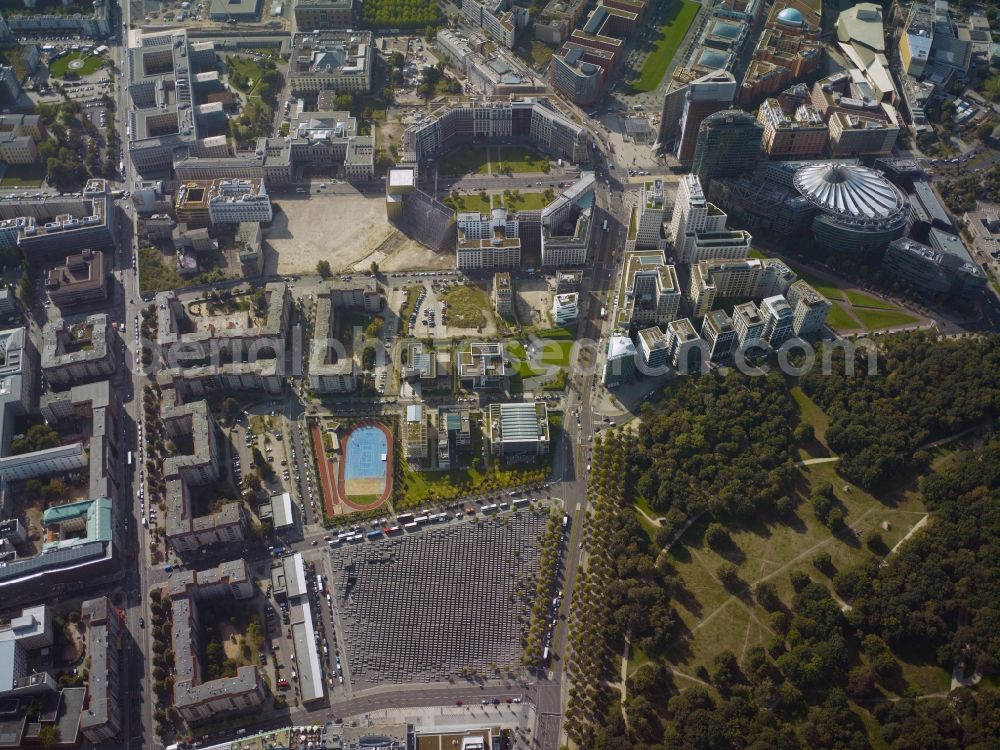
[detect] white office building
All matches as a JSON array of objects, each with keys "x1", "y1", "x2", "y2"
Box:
[
  {"x1": 551, "y1": 293, "x2": 579, "y2": 324},
  {"x1": 669, "y1": 174, "x2": 750, "y2": 265},
  {"x1": 786, "y1": 280, "x2": 831, "y2": 338}
]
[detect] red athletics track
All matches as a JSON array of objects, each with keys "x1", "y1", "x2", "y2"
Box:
[{"x1": 310, "y1": 422, "x2": 340, "y2": 518}]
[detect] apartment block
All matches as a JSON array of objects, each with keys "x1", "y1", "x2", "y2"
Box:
[
  {"x1": 493, "y1": 272, "x2": 513, "y2": 316},
  {"x1": 288, "y1": 30, "x2": 373, "y2": 94},
  {"x1": 757, "y1": 99, "x2": 828, "y2": 157},
  {"x1": 760, "y1": 294, "x2": 794, "y2": 346},
  {"x1": 156, "y1": 282, "x2": 290, "y2": 393},
  {"x1": 0, "y1": 179, "x2": 113, "y2": 266},
  {"x1": 612, "y1": 250, "x2": 681, "y2": 330},
  {"x1": 35, "y1": 380, "x2": 120, "y2": 502},
  {"x1": 459, "y1": 342, "x2": 508, "y2": 390},
  {"x1": 293, "y1": 0, "x2": 354, "y2": 29},
  {"x1": 41, "y1": 314, "x2": 117, "y2": 389},
  {"x1": 785, "y1": 279, "x2": 830, "y2": 338},
  {"x1": 44, "y1": 249, "x2": 107, "y2": 308},
  {"x1": 79, "y1": 596, "x2": 123, "y2": 744},
  {"x1": 404, "y1": 404, "x2": 428, "y2": 460},
  {"x1": 689, "y1": 258, "x2": 763, "y2": 318},
  {"x1": 666, "y1": 317, "x2": 706, "y2": 372},
  {"x1": 732, "y1": 301, "x2": 766, "y2": 349},
  {"x1": 462, "y1": 0, "x2": 524, "y2": 48},
  {"x1": 755, "y1": 257, "x2": 798, "y2": 297},
  {"x1": 637, "y1": 326, "x2": 670, "y2": 371},
  {"x1": 535, "y1": 0, "x2": 589, "y2": 44},
  {"x1": 163, "y1": 398, "x2": 248, "y2": 554},
  {"x1": 456, "y1": 208, "x2": 522, "y2": 270},
  {"x1": 0, "y1": 114, "x2": 45, "y2": 165},
  {"x1": 635, "y1": 180, "x2": 668, "y2": 249},
  {"x1": 701, "y1": 309, "x2": 737, "y2": 361},
  {"x1": 169, "y1": 560, "x2": 264, "y2": 722}
]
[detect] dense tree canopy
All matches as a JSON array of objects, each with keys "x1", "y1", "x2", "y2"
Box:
[
  {"x1": 844, "y1": 440, "x2": 1000, "y2": 677},
  {"x1": 802, "y1": 333, "x2": 1000, "y2": 487},
  {"x1": 632, "y1": 371, "x2": 798, "y2": 520},
  {"x1": 577, "y1": 334, "x2": 1000, "y2": 749}
]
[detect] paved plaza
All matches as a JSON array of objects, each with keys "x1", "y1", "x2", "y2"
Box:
[{"x1": 329, "y1": 511, "x2": 550, "y2": 687}]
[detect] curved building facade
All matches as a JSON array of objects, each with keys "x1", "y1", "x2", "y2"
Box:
[{"x1": 792, "y1": 163, "x2": 908, "y2": 253}]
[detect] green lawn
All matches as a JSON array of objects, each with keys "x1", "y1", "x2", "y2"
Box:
[
  {"x1": 0, "y1": 163, "x2": 46, "y2": 187},
  {"x1": 661, "y1": 461, "x2": 928, "y2": 680},
  {"x1": 439, "y1": 148, "x2": 491, "y2": 175},
  {"x1": 441, "y1": 284, "x2": 492, "y2": 329},
  {"x1": 508, "y1": 341, "x2": 544, "y2": 378},
  {"x1": 797, "y1": 269, "x2": 847, "y2": 301},
  {"x1": 138, "y1": 246, "x2": 184, "y2": 294},
  {"x1": 444, "y1": 192, "x2": 492, "y2": 212},
  {"x1": 509, "y1": 339, "x2": 574, "y2": 379},
  {"x1": 225, "y1": 55, "x2": 269, "y2": 94},
  {"x1": 789, "y1": 385, "x2": 831, "y2": 448},
  {"x1": 628, "y1": 206, "x2": 638, "y2": 241},
  {"x1": 852, "y1": 308, "x2": 920, "y2": 330},
  {"x1": 534, "y1": 326, "x2": 575, "y2": 340},
  {"x1": 400, "y1": 460, "x2": 549, "y2": 507},
  {"x1": 49, "y1": 51, "x2": 104, "y2": 77},
  {"x1": 492, "y1": 191, "x2": 553, "y2": 211},
  {"x1": 748, "y1": 247, "x2": 767, "y2": 259},
  {"x1": 633, "y1": 0, "x2": 700, "y2": 92},
  {"x1": 496, "y1": 145, "x2": 550, "y2": 173},
  {"x1": 399, "y1": 285, "x2": 421, "y2": 324},
  {"x1": 345, "y1": 493, "x2": 381, "y2": 506},
  {"x1": 826, "y1": 302, "x2": 861, "y2": 331},
  {"x1": 845, "y1": 289, "x2": 897, "y2": 310}
]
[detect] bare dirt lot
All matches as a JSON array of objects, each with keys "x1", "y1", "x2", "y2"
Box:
[
  {"x1": 266, "y1": 193, "x2": 454, "y2": 274},
  {"x1": 514, "y1": 276, "x2": 554, "y2": 328}
]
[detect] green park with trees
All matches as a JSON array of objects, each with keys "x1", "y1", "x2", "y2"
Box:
[{"x1": 562, "y1": 332, "x2": 1000, "y2": 749}]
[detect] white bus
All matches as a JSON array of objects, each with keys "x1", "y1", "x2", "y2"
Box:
[
  {"x1": 127, "y1": 451, "x2": 133, "y2": 466},
  {"x1": 602, "y1": 219, "x2": 608, "y2": 231}
]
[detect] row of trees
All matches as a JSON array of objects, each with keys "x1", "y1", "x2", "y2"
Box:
[
  {"x1": 564, "y1": 431, "x2": 634, "y2": 747},
  {"x1": 522, "y1": 512, "x2": 564, "y2": 666},
  {"x1": 359, "y1": 0, "x2": 443, "y2": 29}
]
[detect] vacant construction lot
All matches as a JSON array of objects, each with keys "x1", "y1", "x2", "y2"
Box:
[{"x1": 267, "y1": 192, "x2": 452, "y2": 274}]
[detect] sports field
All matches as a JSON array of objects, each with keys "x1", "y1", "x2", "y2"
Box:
[{"x1": 633, "y1": 0, "x2": 700, "y2": 92}]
